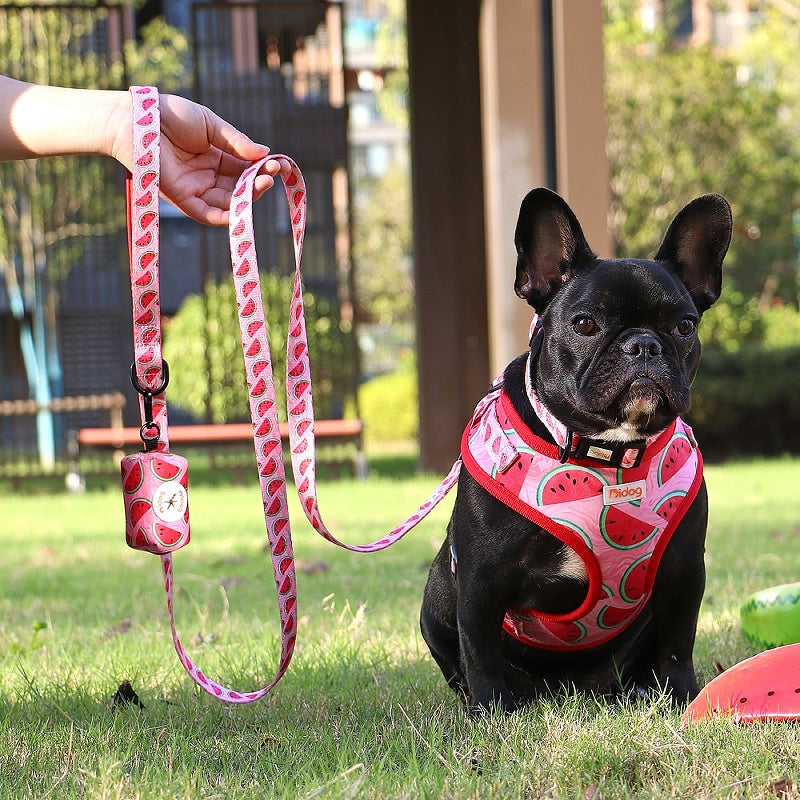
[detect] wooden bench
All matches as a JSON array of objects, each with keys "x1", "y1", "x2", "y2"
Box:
[
  {"x1": 0, "y1": 393, "x2": 126, "y2": 489},
  {"x1": 72, "y1": 418, "x2": 367, "y2": 481},
  {"x1": 0, "y1": 391, "x2": 126, "y2": 427}
]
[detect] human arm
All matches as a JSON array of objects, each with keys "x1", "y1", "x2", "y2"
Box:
[{"x1": 0, "y1": 76, "x2": 285, "y2": 225}]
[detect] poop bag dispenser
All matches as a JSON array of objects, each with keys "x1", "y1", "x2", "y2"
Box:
[
  {"x1": 121, "y1": 361, "x2": 190, "y2": 554},
  {"x1": 122, "y1": 448, "x2": 190, "y2": 554}
]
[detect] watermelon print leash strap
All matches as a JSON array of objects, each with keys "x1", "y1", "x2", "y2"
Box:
[
  {"x1": 228, "y1": 158, "x2": 462, "y2": 556},
  {"x1": 127, "y1": 87, "x2": 168, "y2": 453},
  {"x1": 127, "y1": 86, "x2": 294, "y2": 702},
  {"x1": 126, "y1": 86, "x2": 461, "y2": 703}
]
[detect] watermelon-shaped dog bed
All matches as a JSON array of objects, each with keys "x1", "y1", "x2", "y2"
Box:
[{"x1": 682, "y1": 644, "x2": 800, "y2": 724}]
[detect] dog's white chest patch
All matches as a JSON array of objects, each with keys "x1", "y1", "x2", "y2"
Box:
[{"x1": 557, "y1": 546, "x2": 588, "y2": 581}]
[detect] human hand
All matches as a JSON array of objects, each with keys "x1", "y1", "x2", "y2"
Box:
[
  {"x1": 1, "y1": 78, "x2": 286, "y2": 226},
  {"x1": 113, "y1": 92, "x2": 289, "y2": 226}
]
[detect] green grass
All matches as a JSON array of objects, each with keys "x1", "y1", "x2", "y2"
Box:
[{"x1": 1, "y1": 456, "x2": 799, "y2": 799}]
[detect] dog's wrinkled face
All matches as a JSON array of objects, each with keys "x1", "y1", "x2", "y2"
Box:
[
  {"x1": 537, "y1": 259, "x2": 705, "y2": 439},
  {"x1": 514, "y1": 189, "x2": 732, "y2": 441}
]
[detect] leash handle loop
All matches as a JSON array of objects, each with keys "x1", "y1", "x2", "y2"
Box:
[{"x1": 127, "y1": 86, "x2": 168, "y2": 451}]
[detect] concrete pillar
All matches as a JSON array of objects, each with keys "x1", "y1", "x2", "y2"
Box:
[
  {"x1": 480, "y1": 0, "x2": 550, "y2": 377},
  {"x1": 407, "y1": 0, "x2": 490, "y2": 473},
  {"x1": 480, "y1": 0, "x2": 612, "y2": 376},
  {"x1": 551, "y1": 0, "x2": 612, "y2": 255}
]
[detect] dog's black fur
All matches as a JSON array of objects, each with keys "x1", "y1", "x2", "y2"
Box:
[{"x1": 420, "y1": 189, "x2": 732, "y2": 713}]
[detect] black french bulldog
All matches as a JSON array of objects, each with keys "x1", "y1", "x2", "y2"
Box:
[{"x1": 420, "y1": 188, "x2": 732, "y2": 713}]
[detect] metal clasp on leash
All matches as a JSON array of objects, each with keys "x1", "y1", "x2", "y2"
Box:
[{"x1": 130, "y1": 360, "x2": 169, "y2": 451}]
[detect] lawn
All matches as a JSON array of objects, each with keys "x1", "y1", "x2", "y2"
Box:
[{"x1": 1, "y1": 454, "x2": 799, "y2": 799}]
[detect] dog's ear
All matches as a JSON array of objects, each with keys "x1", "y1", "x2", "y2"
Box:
[
  {"x1": 514, "y1": 188, "x2": 596, "y2": 310},
  {"x1": 655, "y1": 194, "x2": 732, "y2": 313}
]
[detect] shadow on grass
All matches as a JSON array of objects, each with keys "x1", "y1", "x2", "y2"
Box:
[
  {"x1": 0, "y1": 443, "x2": 422, "y2": 494},
  {"x1": 0, "y1": 652, "x2": 463, "y2": 798}
]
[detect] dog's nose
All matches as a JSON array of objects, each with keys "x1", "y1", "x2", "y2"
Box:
[{"x1": 622, "y1": 334, "x2": 662, "y2": 359}]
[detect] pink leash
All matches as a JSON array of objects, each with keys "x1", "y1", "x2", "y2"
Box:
[{"x1": 123, "y1": 86, "x2": 460, "y2": 702}]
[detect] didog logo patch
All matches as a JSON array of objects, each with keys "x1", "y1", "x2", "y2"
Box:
[
  {"x1": 152, "y1": 480, "x2": 188, "y2": 522},
  {"x1": 603, "y1": 479, "x2": 647, "y2": 506}
]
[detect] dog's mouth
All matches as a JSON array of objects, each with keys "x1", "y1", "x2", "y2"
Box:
[
  {"x1": 559, "y1": 351, "x2": 691, "y2": 440},
  {"x1": 582, "y1": 367, "x2": 684, "y2": 437},
  {"x1": 615, "y1": 372, "x2": 685, "y2": 430},
  {"x1": 624, "y1": 376, "x2": 662, "y2": 412},
  {"x1": 585, "y1": 368, "x2": 674, "y2": 410}
]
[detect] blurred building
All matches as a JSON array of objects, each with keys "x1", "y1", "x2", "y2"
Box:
[
  {"x1": 343, "y1": 0, "x2": 407, "y2": 183},
  {"x1": 638, "y1": 0, "x2": 760, "y2": 46},
  {"x1": 0, "y1": 0, "x2": 355, "y2": 468}
]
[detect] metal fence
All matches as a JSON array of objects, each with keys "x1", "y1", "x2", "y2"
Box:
[{"x1": 0, "y1": 3, "x2": 132, "y2": 469}]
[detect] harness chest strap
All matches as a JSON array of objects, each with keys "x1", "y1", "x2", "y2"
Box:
[{"x1": 459, "y1": 387, "x2": 703, "y2": 651}]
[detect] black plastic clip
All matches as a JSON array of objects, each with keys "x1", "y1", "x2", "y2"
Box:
[{"x1": 130, "y1": 361, "x2": 170, "y2": 451}]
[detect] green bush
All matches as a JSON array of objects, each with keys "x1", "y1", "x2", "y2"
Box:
[
  {"x1": 689, "y1": 344, "x2": 800, "y2": 460},
  {"x1": 699, "y1": 289, "x2": 764, "y2": 351},
  {"x1": 700, "y1": 290, "x2": 800, "y2": 352},
  {"x1": 164, "y1": 276, "x2": 354, "y2": 423},
  {"x1": 357, "y1": 355, "x2": 418, "y2": 443},
  {"x1": 690, "y1": 297, "x2": 800, "y2": 459},
  {"x1": 760, "y1": 302, "x2": 800, "y2": 349}
]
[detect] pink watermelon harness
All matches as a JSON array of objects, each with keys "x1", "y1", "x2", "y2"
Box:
[{"x1": 459, "y1": 381, "x2": 703, "y2": 651}]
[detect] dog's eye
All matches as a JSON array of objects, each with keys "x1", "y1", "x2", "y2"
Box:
[
  {"x1": 673, "y1": 318, "x2": 696, "y2": 337},
  {"x1": 573, "y1": 317, "x2": 599, "y2": 336}
]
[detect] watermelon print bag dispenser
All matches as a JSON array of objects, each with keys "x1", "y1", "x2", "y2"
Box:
[{"x1": 121, "y1": 362, "x2": 190, "y2": 554}]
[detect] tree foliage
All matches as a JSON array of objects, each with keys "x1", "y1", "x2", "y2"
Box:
[
  {"x1": 0, "y1": 7, "x2": 126, "y2": 291},
  {"x1": 374, "y1": 0, "x2": 408, "y2": 129},
  {"x1": 125, "y1": 17, "x2": 189, "y2": 92},
  {"x1": 0, "y1": 6, "x2": 189, "y2": 296},
  {"x1": 352, "y1": 160, "x2": 413, "y2": 326},
  {"x1": 0, "y1": 5, "x2": 196, "y2": 468},
  {"x1": 351, "y1": 0, "x2": 413, "y2": 331},
  {"x1": 164, "y1": 276, "x2": 354, "y2": 424},
  {"x1": 604, "y1": 0, "x2": 800, "y2": 309},
  {"x1": 604, "y1": 1, "x2": 800, "y2": 454}
]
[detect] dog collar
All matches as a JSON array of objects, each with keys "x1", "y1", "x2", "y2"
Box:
[{"x1": 524, "y1": 316, "x2": 654, "y2": 469}]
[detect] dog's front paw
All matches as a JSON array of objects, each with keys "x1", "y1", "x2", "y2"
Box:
[
  {"x1": 624, "y1": 683, "x2": 652, "y2": 703},
  {"x1": 665, "y1": 676, "x2": 700, "y2": 706},
  {"x1": 657, "y1": 660, "x2": 701, "y2": 705},
  {"x1": 627, "y1": 664, "x2": 700, "y2": 706},
  {"x1": 468, "y1": 682, "x2": 519, "y2": 715}
]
